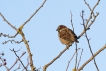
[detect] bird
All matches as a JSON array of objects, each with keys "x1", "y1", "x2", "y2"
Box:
[{"x1": 56, "y1": 25, "x2": 79, "y2": 47}]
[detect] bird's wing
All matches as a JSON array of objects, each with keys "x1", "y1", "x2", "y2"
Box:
[
  {"x1": 59, "y1": 28, "x2": 71, "y2": 41},
  {"x1": 66, "y1": 28, "x2": 78, "y2": 42}
]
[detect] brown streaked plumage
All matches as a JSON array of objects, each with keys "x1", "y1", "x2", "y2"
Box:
[{"x1": 56, "y1": 25, "x2": 79, "y2": 46}]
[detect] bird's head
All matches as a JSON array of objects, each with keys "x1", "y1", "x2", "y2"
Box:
[{"x1": 56, "y1": 25, "x2": 66, "y2": 32}]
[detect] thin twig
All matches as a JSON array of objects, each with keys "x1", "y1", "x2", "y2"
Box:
[
  {"x1": 70, "y1": 11, "x2": 78, "y2": 69},
  {"x1": 85, "y1": 0, "x2": 100, "y2": 27},
  {"x1": 2, "y1": 39, "x2": 23, "y2": 44},
  {"x1": 0, "y1": 33, "x2": 17, "y2": 38},
  {"x1": 22, "y1": 0, "x2": 46, "y2": 26},
  {"x1": 43, "y1": 46, "x2": 70, "y2": 71},
  {"x1": 85, "y1": 31, "x2": 99, "y2": 71},
  {"x1": 77, "y1": 49, "x2": 83, "y2": 69},
  {"x1": 0, "y1": 57, "x2": 9, "y2": 71},
  {"x1": 70, "y1": 11, "x2": 74, "y2": 31},
  {"x1": 13, "y1": 64, "x2": 21, "y2": 71},
  {"x1": 0, "y1": 0, "x2": 47, "y2": 71},
  {"x1": 10, "y1": 49, "x2": 27, "y2": 71},
  {"x1": 78, "y1": 45, "x2": 106, "y2": 71},
  {"x1": 78, "y1": 0, "x2": 100, "y2": 39},
  {"x1": 16, "y1": 1, "x2": 47, "y2": 70},
  {"x1": 81, "y1": 10, "x2": 99, "y2": 71},
  {"x1": 0, "y1": 13, "x2": 17, "y2": 31},
  {"x1": 66, "y1": 48, "x2": 80, "y2": 71},
  {"x1": 22, "y1": 57, "x2": 29, "y2": 71},
  {"x1": 78, "y1": 12, "x2": 99, "y2": 39},
  {"x1": 75, "y1": 43, "x2": 78, "y2": 69},
  {"x1": 9, "y1": 51, "x2": 26, "y2": 70}
]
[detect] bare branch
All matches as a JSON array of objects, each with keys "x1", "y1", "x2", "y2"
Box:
[
  {"x1": 78, "y1": 0, "x2": 100, "y2": 39},
  {"x1": 22, "y1": 57, "x2": 29, "y2": 71},
  {"x1": 43, "y1": 46, "x2": 70, "y2": 71},
  {"x1": 22, "y1": 0, "x2": 46, "y2": 26},
  {"x1": 77, "y1": 49, "x2": 83, "y2": 69},
  {"x1": 10, "y1": 48, "x2": 27, "y2": 71},
  {"x1": 84, "y1": 30, "x2": 99, "y2": 71},
  {"x1": 15, "y1": 1, "x2": 47, "y2": 70},
  {"x1": 81, "y1": 10, "x2": 99, "y2": 71},
  {"x1": 21, "y1": 35, "x2": 35, "y2": 71},
  {"x1": 13, "y1": 64, "x2": 21, "y2": 71},
  {"x1": 78, "y1": 45, "x2": 106, "y2": 71},
  {"x1": 0, "y1": 57, "x2": 9, "y2": 71},
  {"x1": 78, "y1": 12, "x2": 99, "y2": 39},
  {"x1": 0, "y1": 33, "x2": 17, "y2": 38},
  {"x1": 9, "y1": 51, "x2": 26, "y2": 70},
  {"x1": 0, "y1": 13, "x2": 17, "y2": 31},
  {"x1": 70, "y1": 11, "x2": 74, "y2": 31},
  {"x1": 2, "y1": 39, "x2": 23, "y2": 44},
  {"x1": 84, "y1": 0, "x2": 100, "y2": 27},
  {"x1": 70, "y1": 11, "x2": 78, "y2": 69},
  {"x1": 66, "y1": 48, "x2": 80, "y2": 71}
]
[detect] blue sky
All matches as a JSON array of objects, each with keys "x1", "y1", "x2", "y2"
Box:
[{"x1": 0, "y1": 0, "x2": 106, "y2": 71}]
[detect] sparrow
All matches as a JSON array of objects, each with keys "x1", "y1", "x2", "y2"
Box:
[{"x1": 56, "y1": 25, "x2": 79, "y2": 46}]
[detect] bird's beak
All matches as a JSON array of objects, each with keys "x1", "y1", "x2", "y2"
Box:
[{"x1": 56, "y1": 28, "x2": 58, "y2": 31}]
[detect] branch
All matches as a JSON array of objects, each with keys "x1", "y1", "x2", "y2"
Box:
[
  {"x1": 84, "y1": 0, "x2": 100, "y2": 27},
  {"x1": 22, "y1": 57, "x2": 29, "y2": 71},
  {"x1": 2, "y1": 39, "x2": 23, "y2": 44},
  {"x1": 9, "y1": 51, "x2": 26, "y2": 70},
  {"x1": 70, "y1": 11, "x2": 74, "y2": 31},
  {"x1": 78, "y1": 0, "x2": 100, "y2": 39},
  {"x1": 13, "y1": 64, "x2": 21, "y2": 71},
  {"x1": 81, "y1": 9, "x2": 99, "y2": 71},
  {"x1": 0, "y1": 0, "x2": 47, "y2": 71},
  {"x1": 16, "y1": 1, "x2": 47, "y2": 70},
  {"x1": 10, "y1": 48, "x2": 27, "y2": 71},
  {"x1": 66, "y1": 48, "x2": 80, "y2": 71},
  {"x1": 0, "y1": 13, "x2": 17, "y2": 31},
  {"x1": 43, "y1": 46, "x2": 70, "y2": 71},
  {"x1": 0, "y1": 57, "x2": 9, "y2": 71},
  {"x1": 84, "y1": 30, "x2": 99, "y2": 71},
  {"x1": 0, "y1": 33, "x2": 17, "y2": 38},
  {"x1": 78, "y1": 45, "x2": 106, "y2": 71},
  {"x1": 77, "y1": 49, "x2": 83, "y2": 69},
  {"x1": 70, "y1": 11, "x2": 78, "y2": 69},
  {"x1": 22, "y1": 0, "x2": 46, "y2": 27},
  {"x1": 78, "y1": 12, "x2": 99, "y2": 39}
]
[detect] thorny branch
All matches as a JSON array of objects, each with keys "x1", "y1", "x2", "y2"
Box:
[{"x1": 78, "y1": 45, "x2": 106, "y2": 71}]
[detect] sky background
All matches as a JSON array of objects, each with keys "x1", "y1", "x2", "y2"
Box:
[{"x1": 0, "y1": 0, "x2": 106, "y2": 71}]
